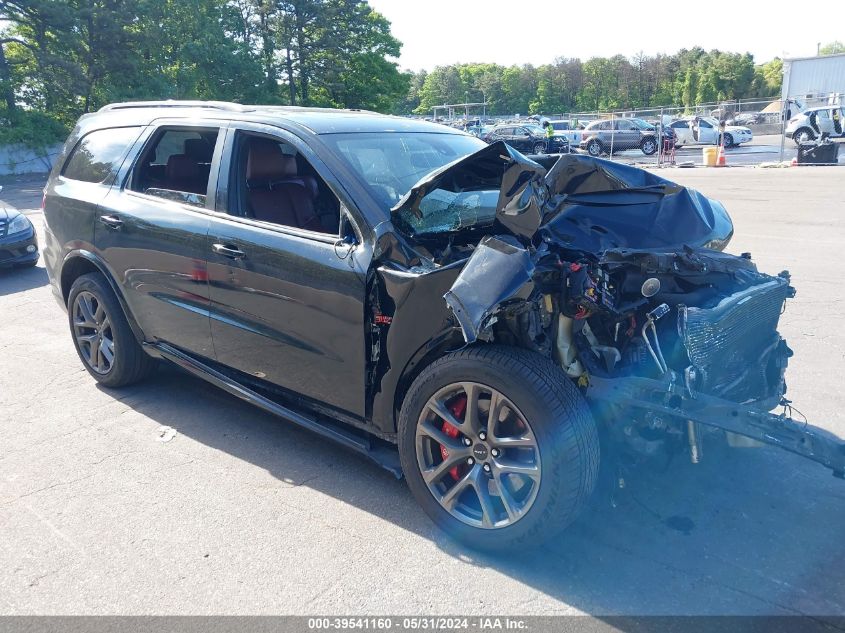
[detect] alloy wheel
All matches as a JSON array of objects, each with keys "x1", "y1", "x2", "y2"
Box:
[
  {"x1": 415, "y1": 382, "x2": 542, "y2": 529},
  {"x1": 72, "y1": 290, "x2": 115, "y2": 374}
]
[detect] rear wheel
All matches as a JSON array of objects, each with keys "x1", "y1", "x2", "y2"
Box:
[
  {"x1": 67, "y1": 272, "x2": 156, "y2": 387},
  {"x1": 398, "y1": 345, "x2": 599, "y2": 550}
]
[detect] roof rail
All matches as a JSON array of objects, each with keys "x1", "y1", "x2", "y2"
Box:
[{"x1": 98, "y1": 100, "x2": 248, "y2": 112}]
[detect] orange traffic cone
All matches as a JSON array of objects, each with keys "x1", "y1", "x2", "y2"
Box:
[{"x1": 717, "y1": 144, "x2": 726, "y2": 167}]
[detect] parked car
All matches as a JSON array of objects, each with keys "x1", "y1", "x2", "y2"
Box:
[
  {"x1": 0, "y1": 192, "x2": 39, "y2": 268},
  {"x1": 43, "y1": 101, "x2": 845, "y2": 550},
  {"x1": 482, "y1": 124, "x2": 568, "y2": 153},
  {"x1": 729, "y1": 112, "x2": 763, "y2": 126},
  {"x1": 785, "y1": 106, "x2": 845, "y2": 145},
  {"x1": 578, "y1": 118, "x2": 660, "y2": 156},
  {"x1": 670, "y1": 117, "x2": 753, "y2": 147}
]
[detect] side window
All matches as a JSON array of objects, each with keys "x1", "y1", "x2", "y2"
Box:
[
  {"x1": 699, "y1": 120, "x2": 713, "y2": 129},
  {"x1": 62, "y1": 127, "x2": 141, "y2": 184},
  {"x1": 232, "y1": 133, "x2": 340, "y2": 235},
  {"x1": 616, "y1": 120, "x2": 636, "y2": 130},
  {"x1": 129, "y1": 127, "x2": 220, "y2": 208}
]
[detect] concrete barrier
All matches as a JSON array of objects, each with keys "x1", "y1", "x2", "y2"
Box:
[{"x1": 0, "y1": 143, "x2": 62, "y2": 175}]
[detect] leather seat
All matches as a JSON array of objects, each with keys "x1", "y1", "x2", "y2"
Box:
[
  {"x1": 165, "y1": 154, "x2": 204, "y2": 194},
  {"x1": 246, "y1": 138, "x2": 321, "y2": 231}
]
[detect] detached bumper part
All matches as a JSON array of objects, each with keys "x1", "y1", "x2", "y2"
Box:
[{"x1": 589, "y1": 375, "x2": 845, "y2": 478}]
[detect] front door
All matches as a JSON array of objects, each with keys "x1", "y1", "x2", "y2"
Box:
[
  {"x1": 206, "y1": 125, "x2": 369, "y2": 417},
  {"x1": 95, "y1": 122, "x2": 225, "y2": 359}
]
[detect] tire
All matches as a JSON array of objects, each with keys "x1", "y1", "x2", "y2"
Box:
[
  {"x1": 640, "y1": 137, "x2": 657, "y2": 155},
  {"x1": 67, "y1": 272, "x2": 156, "y2": 388},
  {"x1": 586, "y1": 139, "x2": 602, "y2": 157},
  {"x1": 398, "y1": 344, "x2": 600, "y2": 550},
  {"x1": 532, "y1": 142, "x2": 546, "y2": 155},
  {"x1": 723, "y1": 133, "x2": 734, "y2": 148},
  {"x1": 793, "y1": 127, "x2": 814, "y2": 146}
]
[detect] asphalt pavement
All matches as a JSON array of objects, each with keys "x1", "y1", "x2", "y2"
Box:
[{"x1": 1, "y1": 168, "x2": 844, "y2": 617}]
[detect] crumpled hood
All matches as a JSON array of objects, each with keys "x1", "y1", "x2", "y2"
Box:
[{"x1": 391, "y1": 141, "x2": 733, "y2": 251}]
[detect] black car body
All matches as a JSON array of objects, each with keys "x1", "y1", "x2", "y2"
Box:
[
  {"x1": 482, "y1": 124, "x2": 568, "y2": 154},
  {"x1": 0, "y1": 204, "x2": 39, "y2": 268},
  {"x1": 43, "y1": 102, "x2": 844, "y2": 549}
]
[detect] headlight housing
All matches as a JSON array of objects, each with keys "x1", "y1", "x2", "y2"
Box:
[{"x1": 7, "y1": 213, "x2": 32, "y2": 236}]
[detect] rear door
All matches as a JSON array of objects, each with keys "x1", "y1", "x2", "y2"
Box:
[
  {"x1": 205, "y1": 123, "x2": 370, "y2": 417},
  {"x1": 94, "y1": 121, "x2": 226, "y2": 359},
  {"x1": 613, "y1": 119, "x2": 640, "y2": 150},
  {"x1": 44, "y1": 127, "x2": 144, "y2": 268}
]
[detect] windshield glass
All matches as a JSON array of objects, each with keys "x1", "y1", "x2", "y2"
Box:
[{"x1": 319, "y1": 132, "x2": 486, "y2": 212}]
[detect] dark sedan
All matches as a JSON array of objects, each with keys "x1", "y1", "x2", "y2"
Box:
[
  {"x1": 482, "y1": 124, "x2": 569, "y2": 154},
  {"x1": 0, "y1": 202, "x2": 39, "y2": 268}
]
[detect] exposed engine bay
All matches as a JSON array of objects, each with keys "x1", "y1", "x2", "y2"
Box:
[{"x1": 376, "y1": 142, "x2": 845, "y2": 476}]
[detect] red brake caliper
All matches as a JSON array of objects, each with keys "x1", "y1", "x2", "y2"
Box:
[{"x1": 440, "y1": 395, "x2": 467, "y2": 481}]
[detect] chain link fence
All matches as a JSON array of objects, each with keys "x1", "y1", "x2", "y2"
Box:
[{"x1": 441, "y1": 94, "x2": 844, "y2": 168}]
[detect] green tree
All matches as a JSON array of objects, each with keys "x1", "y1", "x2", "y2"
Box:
[{"x1": 820, "y1": 41, "x2": 844, "y2": 55}]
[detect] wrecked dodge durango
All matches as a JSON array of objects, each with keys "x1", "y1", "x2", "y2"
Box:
[{"x1": 43, "y1": 104, "x2": 845, "y2": 550}]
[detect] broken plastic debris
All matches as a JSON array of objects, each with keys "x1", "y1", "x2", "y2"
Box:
[{"x1": 157, "y1": 426, "x2": 177, "y2": 442}]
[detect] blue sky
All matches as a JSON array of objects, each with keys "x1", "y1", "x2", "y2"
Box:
[{"x1": 368, "y1": 0, "x2": 842, "y2": 71}]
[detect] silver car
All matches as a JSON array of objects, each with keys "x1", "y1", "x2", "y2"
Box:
[{"x1": 785, "y1": 106, "x2": 845, "y2": 145}]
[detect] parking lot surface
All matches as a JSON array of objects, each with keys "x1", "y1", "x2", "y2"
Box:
[{"x1": 1, "y1": 168, "x2": 844, "y2": 617}]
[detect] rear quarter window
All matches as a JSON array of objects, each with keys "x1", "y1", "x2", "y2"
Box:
[{"x1": 62, "y1": 127, "x2": 141, "y2": 183}]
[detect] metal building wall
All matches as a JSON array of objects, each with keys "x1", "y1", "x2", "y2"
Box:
[{"x1": 782, "y1": 53, "x2": 845, "y2": 102}]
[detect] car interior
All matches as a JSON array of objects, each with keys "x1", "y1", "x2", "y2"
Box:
[
  {"x1": 130, "y1": 128, "x2": 220, "y2": 207},
  {"x1": 233, "y1": 134, "x2": 340, "y2": 235}
]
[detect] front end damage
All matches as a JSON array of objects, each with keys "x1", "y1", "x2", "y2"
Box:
[{"x1": 379, "y1": 142, "x2": 845, "y2": 478}]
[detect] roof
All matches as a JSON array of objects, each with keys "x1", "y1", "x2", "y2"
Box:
[{"x1": 88, "y1": 101, "x2": 461, "y2": 136}]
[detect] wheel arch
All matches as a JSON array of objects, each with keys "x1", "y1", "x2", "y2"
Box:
[
  {"x1": 60, "y1": 250, "x2": 145, "y2": 344},
  {"x1": 389, "y1": 328, "x2": 469, "y2": 433}
]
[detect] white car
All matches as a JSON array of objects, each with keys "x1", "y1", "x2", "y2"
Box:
[
  {"x1": 785, "y1": 106, "x2": 845, "y2": 145},
  {"x1": 548, "y1": 120, "x2": 584, "y2": 148},
  {"x1": 669, "y1": 116, "x2": 753, "y2": 147}
]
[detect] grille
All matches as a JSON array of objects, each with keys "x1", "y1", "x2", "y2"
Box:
[{"x1": 679, "y1": 278, "x2": 790, "y2": 400}]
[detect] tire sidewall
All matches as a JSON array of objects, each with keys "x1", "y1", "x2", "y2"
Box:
[
  {"x1": 67, "y1": 273, "x2": 137, "y2": 387},
  {"x1": 398, "y1": 346, "x2": 595, "y2": 548}
]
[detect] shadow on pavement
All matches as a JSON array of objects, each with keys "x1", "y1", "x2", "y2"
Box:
[
  {"x1": 0, "y1": 263, "x2": 49, "y2": 296},
  {"x1": 98, "y1": 363, "x2": 845, "y2": 617}
]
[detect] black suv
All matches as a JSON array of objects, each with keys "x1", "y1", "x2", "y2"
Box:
[
  {"x1": 482, "y1": 124, "x2": 568, "y2": 154},
  {"x1": 43, "y1": 101, "x2": 844, "y2": 550}
]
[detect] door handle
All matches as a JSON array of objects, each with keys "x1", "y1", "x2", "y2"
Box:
[
  {"x1": 99, "y1": 214, "x2": 123, "y2": 230},
  {"x1": 212, "y1": 243, "x2": 246, "y2": 260}
]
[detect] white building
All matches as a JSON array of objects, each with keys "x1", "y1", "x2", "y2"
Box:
[{"x1": 782, "y1": 53, "x2": 845, "y2": 106}]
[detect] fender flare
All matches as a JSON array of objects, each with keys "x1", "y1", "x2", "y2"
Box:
[{"x1": 60, "y1": 249, "x2": 146, "y2": 345}]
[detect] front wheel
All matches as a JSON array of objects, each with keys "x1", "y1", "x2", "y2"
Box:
[
  {"x1": 533, "y1": 142, "x2": 546, "y2": 155},
  {"x1": 586, "y1": 139, "x2": 602, "y2": 157},
  {"x1": 723, "y1": 133, "x2": 734, "y2": 147},
  {"x1": 794, "y1": 127, "x2": 814, "y2": 145},
  {"x1": 398, "y1": 345, "x2": 599, "y2": 550},
  {"x1": 640, "y1": 138, "x2": 657, "y2": 155}
]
